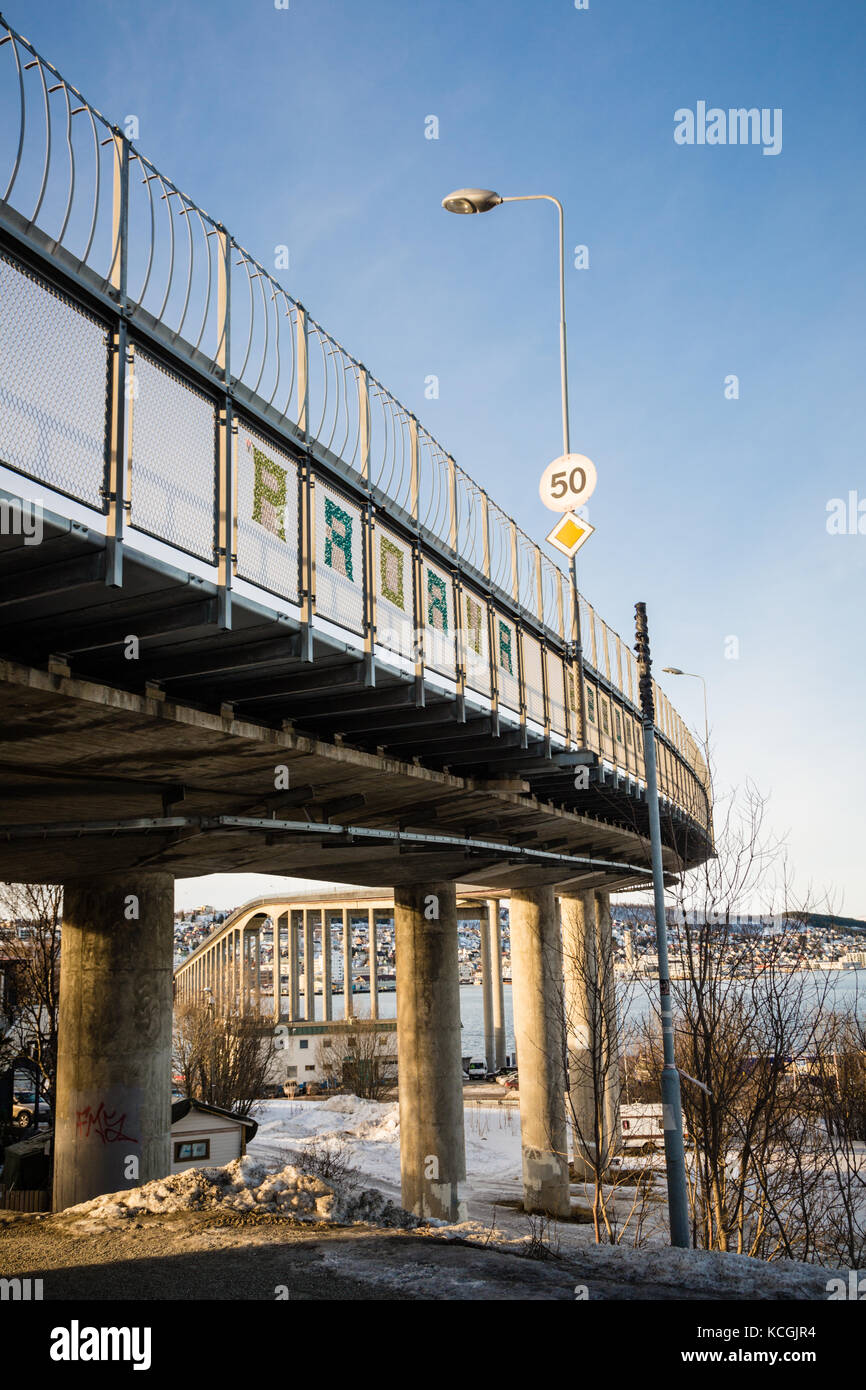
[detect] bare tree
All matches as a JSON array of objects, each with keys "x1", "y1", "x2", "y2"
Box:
[
  {"x1": 560, "y1": 893, "x2": 656, "y2": 1244},
  {"x1": 319, "y1": 1021, "x2": 396, "y2": 1101},
  {"x1": 0, "y1": 882, "x2": 62, "y2": 1101},
  {"x1": 807, "y1": 1007, "x2": 866, "y2": 1268},
  {"x1": 641, "y1": 781, "x2": 843, "y2": 1261},
  {"x1": 173, "y1": 998, "x2": 275, "y2": 1117}
]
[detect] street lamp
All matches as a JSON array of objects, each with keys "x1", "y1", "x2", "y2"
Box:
[
  {"x1": 442, "y1": 188, "x2": 571, "y2": 455},
  {"x1": 662, "y1": 666, "x2": 714, "y2": 839},
  {"x1": 442, "y1": 185, "x2": 585, "y2": 737},
  {"x1": 662, "y1": 668, "x2": 710, "y2": 756}
]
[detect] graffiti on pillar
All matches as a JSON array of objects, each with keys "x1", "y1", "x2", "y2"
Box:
[{"x1": 76, "y1": 1100, "x2": 139, "y2": 1145}]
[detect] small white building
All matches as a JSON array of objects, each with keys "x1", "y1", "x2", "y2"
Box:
[{"x1": 170, "y1": 1098, "x2": 258, "y2": 1174}]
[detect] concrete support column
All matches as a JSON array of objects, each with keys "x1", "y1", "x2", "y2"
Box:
[
  {"x1": 509, "y1": 886, "x2": 570, "y2": 1217},
  {"x1": 487, "y1": 898, "x2": 506, "y2": 1070},
  {"x1": 394, "y1": 882, "x2": 466, "y2": 1222},
  {"x1": 303, "y1": 909, "x2": 315, "y2": 1021},
  {"x1": 342, "y1": 909, "x2": 353, "y2": 1018},
  {"x1": 289, "y1": 911, "x2": 300, "y2": 1020},
  {"x1": 595, "y1": 890, "x2": 622, "y2": 1160},
  {"x1": 561, "y1": 891, "x2": 599, "y2": 1179},
  {"x1": 480, "y1": 906, "x2": 494, "y2": 1073},
  {"x1": 242, "y1": 928, "x2": 251, "y2": 1012},
  {"x1": 255, "y1": 927, "x2": 262, "y2": 1017},
  {"x1": 53, "y1": 871, "x2": 174, "y2": 1211},
  {"x1": 322, "y1": 915, "x2": 332, "y2": 1022},
  {"x1": 368, "y1": 907, "x2": 379, "y2": 1020},
  {"x1": 274, "y1": 913, "x2": 285, "y2": 1023},
  {"x1": 624, "y1": 925, "x2": 635, "y2": 970}
]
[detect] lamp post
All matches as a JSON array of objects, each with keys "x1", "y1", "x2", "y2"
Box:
[
  {"x1": 662, "y1": 668, "x2": 709, "y2": 757},
  {"x1": 662, "y1": 666, "x2": 713, "y2": 836},
  {"x1": 442, "y1": 187, "x2": 587, "y2": 741}
]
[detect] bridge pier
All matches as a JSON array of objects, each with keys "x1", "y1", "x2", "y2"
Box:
[
  {"x1": 394, "y1": 881, "x2": 466, "y2": 1222},
  {"x1": 480, "y1": 906, "x2": 494, "y2": 1073},
  {"x1": 53, "y1": 871, "x2": 174, "y2": 1212},
  {"x1": 509, "y1": 886, "x2": 570, "y2": 1217},
  {"x1": 486, "y1": 897, "x2": 506, "y2": 1071}
]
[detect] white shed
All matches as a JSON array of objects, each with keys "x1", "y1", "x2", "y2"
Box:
[{"x1": 170, "y1": 1099, "x2": 258, "y2": 1174}]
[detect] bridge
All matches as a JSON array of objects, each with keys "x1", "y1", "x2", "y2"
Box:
[
  {"x1": 174, "y1": 887, "x2": 512, "y2": 1071},
  {"x1": 0, "y1": 20, "x2": 711, "y2": 1222}
]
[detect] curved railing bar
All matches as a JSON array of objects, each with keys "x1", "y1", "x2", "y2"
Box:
[
  {"x1": 77, "y1": 104, "x2": 101, "y2": 270},
  {"x1": 190, "y1": 205, "x2": 212, "y2": 355},
  {"x1": 25, "y1": 56, "x2": 51, "y2": 228},
  {"x1": 277, "y1": 293, "x2": 296, "y2": 418},
  {"x1": 131, "y1": 155, "x2": 157, "y2": 307},
  {"x1": 170, "y1": 194, "x2": 195, "y2": 345},
  {"x1": 46, "y1": 80, "x2": 75, "y2": 249},
  {"x1": 153, "y1": 173, "x2": 177, "y2": 325},
  {"x1": 0, "y1": 33, "x2": 26, "y2": 204},
  {"x1": 233, "y1": 250, "x2": 257, "y2": 385},
  {"x1": 249, "y1": 262, "x2": 270, "y2": 398},
  {"x1": 265, "y1": 285, "x2": 283, "y2": 410}
]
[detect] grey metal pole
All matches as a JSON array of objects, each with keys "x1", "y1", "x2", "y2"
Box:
[{"x1": 634, "y1": 602, "x2": 691, "y2": 1249}]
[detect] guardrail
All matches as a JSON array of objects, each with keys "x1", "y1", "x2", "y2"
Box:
[{"x1": 0, "y1": 17, "x2": 710, "y2": 835}]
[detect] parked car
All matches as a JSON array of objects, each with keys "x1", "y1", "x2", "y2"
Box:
[
  {"x1": 495, "y1": 1071, "x2": 518, "y2": 1090},
  {"x1": 12, "y1": 1089, "x2": 50, "y2": 1129},
  {"x1": 467, "y1": 1060, "x2": 489, "y2": 1082}
]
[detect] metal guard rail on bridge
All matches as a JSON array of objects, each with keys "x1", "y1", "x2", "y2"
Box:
[{"x1": 0, "y1": 17, "x2": 710, "y2": 837}]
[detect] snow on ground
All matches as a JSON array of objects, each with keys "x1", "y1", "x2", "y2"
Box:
[
  {"x1": 48, "y1": 1095, "x2": 848, "y2": 1296},
  {"x1": 252, "y1": 1094, "x2": 521, "y2": 1191}
]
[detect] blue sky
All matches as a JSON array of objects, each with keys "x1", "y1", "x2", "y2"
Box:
[{"x1": 15, "y1": 0, "x2": 866, "y2": 914}]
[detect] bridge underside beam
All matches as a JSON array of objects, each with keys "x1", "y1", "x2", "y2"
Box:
[{"x1": 0, "y1": 657, "x2": 705, "y2": 886}]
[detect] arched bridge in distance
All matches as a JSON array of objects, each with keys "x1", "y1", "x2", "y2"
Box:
[{"x1": 0, "y1": 20, "x2": 712, "y2": 1223}]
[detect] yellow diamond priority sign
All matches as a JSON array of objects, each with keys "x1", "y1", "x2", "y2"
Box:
[{"x1": 545, "y1": 510, "x2": 594, "y2": 558}]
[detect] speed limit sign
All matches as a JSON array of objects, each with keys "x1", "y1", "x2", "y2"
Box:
[{"x1": 538, "y1": 453, "x2": 597, "y2": 512}]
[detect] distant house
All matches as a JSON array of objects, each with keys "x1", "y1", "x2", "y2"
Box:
[{"x1": 170, "y1": 1099, "x2": 258, "y2": 1174}]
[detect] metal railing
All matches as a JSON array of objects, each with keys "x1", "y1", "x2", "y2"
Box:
[{"x1": 0, "y1": 16, "x2": 711, "y2": 834}]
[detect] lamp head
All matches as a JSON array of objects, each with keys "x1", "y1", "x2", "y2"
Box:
[
  {"x1": 663, "y1": 667, "x2": 684, "y2": 675},
  {"x1": 441, "y1": 187, "x2": 503, "y2": 215}
]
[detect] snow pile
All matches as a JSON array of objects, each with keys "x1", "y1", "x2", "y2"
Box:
[
  {"x1": 330, "y1": 1184, "x2": 417, "y2": 1229},
  {"x1": 59, "y1": 1144, "x2": 419, "y2": 1232},
  {"x1": 61, "y1": 1154, "x2": 334, "y2": 1224}
]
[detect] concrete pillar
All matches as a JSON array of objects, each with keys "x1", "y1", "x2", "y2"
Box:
[
  {"x1": 342, "y1": 908, "x2": 353, "y2": 1018},
  {"x1": 303, "y1": 909, "x2": 315, "y2": 1020},
  {"x1": 255, "y1": 927, "x2": 262, "y2": 1016},
  {"x1": 480, "y1": 906, "x2": 494, "y2": 1072},
  {"x1": 322, "y1": 911, "x2": 332, "y2": 1023},
  {"x1": 368, "y1": 907, "x2": 379, "y2": 1020},
  {"x1": 561, "y1": 891, "x2": 600, "y2": 1179},
  {"x1": 289, "y1": 911, "x2": 300, "y2": 1019},
  {"x1": 53, "y1": 871, "x2": 174, "y2": 1211},
  {"x1": 487, "y1": 898, "x2": 506, "y2": 1070},
  {"x1": 509, "y1": 886, "x2": 570, "y2": 1217},
  {"x1": 624, "y1": 925, "x2": 635, "y2": 970},
  {"x1": 273, "y1": 913, "x2": 285, "y2": 1023},
  {"x1": 394, "y1": 882, "x2": 466, "y2": 1222},
  {"x1": 595, "y1": 890, "x2": 622, "y2": 1159}
]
